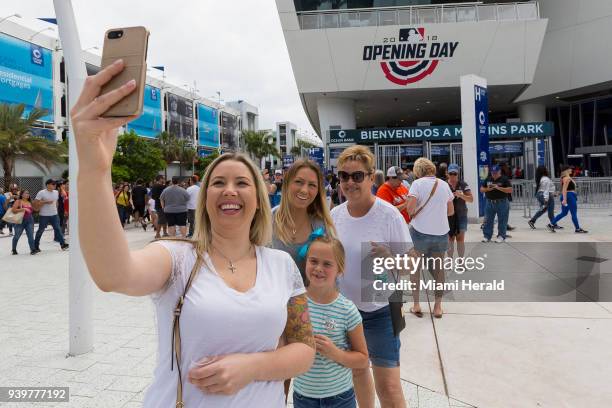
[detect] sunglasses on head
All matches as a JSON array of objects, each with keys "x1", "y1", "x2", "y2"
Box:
[{"x1": 338, "y1": 171, "x2": 371, "y2": 183}]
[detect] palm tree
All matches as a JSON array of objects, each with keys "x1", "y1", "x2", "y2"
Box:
[
  {"x1": 0, "y1": 103, "x2": 67, "y2": 190},
  {"x1": 155, "y1": 131, "x2": 181, "y2": 179},
  {"x1": 242, "y1": 130, "x2": 280, "y2": 166}
]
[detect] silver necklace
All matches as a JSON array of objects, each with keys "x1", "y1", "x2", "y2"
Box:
[{"x1": 211, "y1": 244, "x2": 253, "y2": 274}]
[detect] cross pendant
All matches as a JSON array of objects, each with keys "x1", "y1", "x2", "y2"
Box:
[{"x1": 228, "y1": 262, "x2": 236, "y2": 274}]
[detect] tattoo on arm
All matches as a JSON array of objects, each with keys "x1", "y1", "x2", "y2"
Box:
[{"x1": 283, "y1": 294, "x2": 315, "y2": 349}]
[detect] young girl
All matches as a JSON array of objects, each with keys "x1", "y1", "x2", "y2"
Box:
[
  {"x1": 147, "y1": 195, "x2": 157, "y2": 232},
  {"x1": 293, "y1": 236, "x2": 369, "y2": 408}
]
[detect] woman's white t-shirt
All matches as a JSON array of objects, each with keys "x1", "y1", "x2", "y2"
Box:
[
  {"x1": 331, "y1": 198, "x2": 411, "y2": 313},
  {"x1": 143, "y1": 240, "x2": 306, "y2": 408},
  {"x1": 408, "y1": 176, "x2": 455, "y2": 236}
]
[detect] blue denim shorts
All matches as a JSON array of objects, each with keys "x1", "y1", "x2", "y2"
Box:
[
  {"x1": 359, "y1": 305, "x2": 401, "y2": 368},
  {"x1": 293, "y1": 388, "x2": 356, "y2": 408},
  {"x1": 409, "y1": 226, "x2": 449, "y2": 255}
]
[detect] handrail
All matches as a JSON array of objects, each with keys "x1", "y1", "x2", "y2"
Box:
[{"x1": 297, "y1": 1, "x2": 485, "y2": 15}]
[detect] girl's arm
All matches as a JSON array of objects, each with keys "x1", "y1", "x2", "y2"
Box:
[
  {"x1": 315, "y1": 324, "x2": 369, "y2": 369},
  {"x1": 561, "y1": 178, "x2": 569, "y2": 205}
]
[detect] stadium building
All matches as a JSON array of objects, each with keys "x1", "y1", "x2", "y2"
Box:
[{"x1": 275, "y1": 0, "x2": 612, "y2": 178}]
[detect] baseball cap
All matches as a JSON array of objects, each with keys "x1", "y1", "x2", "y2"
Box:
[
  {"x1": 386, "y1": 166, "x2": 403, "y2": 178},
  {"x1": 448, "y1": 164, "x2": 460, "y2": 174},
  {"x1": 490, "y1": 165, "x2": 501, "y2": 173},
  {"x1": 45, "y1": 178, "x2": 56, "y2": 185},
  {"x1": 274, "y1": 169, "x2": 283, "y2": 175}
]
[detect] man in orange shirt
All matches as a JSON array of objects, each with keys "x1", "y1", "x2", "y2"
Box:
[{"x1": 376, "y1": 166, "x2": 410, "y2": 224}]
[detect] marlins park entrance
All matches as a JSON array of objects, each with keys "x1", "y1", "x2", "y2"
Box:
[{"x1": 327, "y1": 122, "x2": 555, "y2": 179}]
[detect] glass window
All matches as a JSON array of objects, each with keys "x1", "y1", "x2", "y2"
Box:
[
  {"x1": 398, "y1": 9, "x2": 412, "y2": 24},
  {"x1": 477, "y1": 4, "x2": 497, "y2": 21},
  {"x1": 359, "y1": 11, "x2": 377, "y2": 26},
  {"x1": 497, "y1": 4, "x2": 516, "y2": 21},
  {"x1": 379, "y1": 10, "x2": 397, "y2": 25},
  {"x1": 417, "y1": 8, "x2": 438, "y2": 23},
  {"x1": 441, "y1": 8, "x2": 456, "y2": 23},
  {"x1": 517, "y1": 3, "x2": 538, "y2": 20},
  {"x1": 322, "y1": 13, "x2": 340, "y2": 28},
  {"x1": 456, "y1": 6, "x2": 476, "y2": 22},
  {"x1": 339, "y1": 12, "x2": 361, "y2": 27}
]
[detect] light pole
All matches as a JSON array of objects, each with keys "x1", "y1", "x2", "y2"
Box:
[{"x1": 53, "y1": 0, "x2": 94, "y2": 356}]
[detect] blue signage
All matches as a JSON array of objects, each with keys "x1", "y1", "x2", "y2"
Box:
[
  {"x1": 0, "y1": 33, "x2": 54, "y2": 122},
  {"x1": 490, "y1": 142, "x2": 523, "y2": 155},
  {"x1": 198, "y1": 147, "x2": 217, "y2": 158},
  {"x1": 283, "y1": 155, "x2": 294, "y2": 167},
  {"x1": 431, "y1": 145, "x2": 450, "y2": 156},
  {"x1": 126, "y1": 85, "x2": 162, "y2": 138},
  {"x1": 536, "y1": 139, "x2": 545, "y2": 166},
  {"x1": 329, "y1": 147, "x2": 344, "y2": 159},
  {"x1": 474, "y1": 85, "x2": 490, "y2": 217},
  {"x1": 30, "y1": 127, "x2": 56, "y2": 142},
  {"x1": 401, "y1": 145, "x2": 423, "y2": 156},
  {"x1": 308, "y1": 147, "x2": 324, "y2": 168},
  {"x1": 197, "y1": 104, "x2": 219, "y2": 148}
]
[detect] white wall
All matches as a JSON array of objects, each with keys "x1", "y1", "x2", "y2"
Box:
[{"x1": 517, "y1": 0, "x2": 612, "y2": 102}]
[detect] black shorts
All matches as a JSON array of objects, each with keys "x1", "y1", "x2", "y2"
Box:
[
  {"x1": 133, "y1": 204, "x2": 145, "y2": 216},
  {"x1": 165, "y1": 212, "x2": 187, "y2": 227},
  {"x1": 157, "y1": 209, "x2": 167, "y2": 225}
]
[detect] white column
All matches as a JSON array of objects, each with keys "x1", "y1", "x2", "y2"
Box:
[
  {"x1": 316, "y1": 98, "x2": 356, "y2": 146},
  {"x1": 54, "y1": 0, "x2": 94, "y2": 356}
]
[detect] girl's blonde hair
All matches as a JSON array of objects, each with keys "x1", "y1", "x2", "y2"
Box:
[
  {"x1": 274, "y1": 159, "x2": 336, "y2": 245},
  {"x1": 161, "y1": 153, "x2": 272, "y2": 259},
  {"x1": 413, "y1": 157, "x2": 437, "y2": 178},
  {"x1": 307, "y1": 236, "x2": 345, "y2": 276}
]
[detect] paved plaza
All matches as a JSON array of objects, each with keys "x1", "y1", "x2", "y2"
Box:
[{"x1": 1, "y1": 208, "x2": 611, "y2": 408}]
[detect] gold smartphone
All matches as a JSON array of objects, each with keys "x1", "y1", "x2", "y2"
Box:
[{"x1": 100, "y1": 26, "x2": 149, "y2": 117}]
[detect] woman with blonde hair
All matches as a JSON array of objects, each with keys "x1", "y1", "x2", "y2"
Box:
[
  {"x1": 550, "y1": 165, "x2": 587, "y2": 233},
  {"x1": 406, "y1": 157, "x2": 455, "y2": 319},
  {"x1": 71, "y1": 60, "x2": 315, "y2": 407},
  {"x1": 272, "y1": 159, "x2": 337, "y2": 281}
]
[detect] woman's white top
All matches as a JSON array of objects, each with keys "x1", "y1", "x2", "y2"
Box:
[
  {"x1": 142, "y1": 240, "x2": 306, "y2": 408},
  {"x1": 408, "y1": 176, "x2": 455, "y2": 236},
  {"x1": 537, "y1": 176, "x2": 555, "y2": 201}
]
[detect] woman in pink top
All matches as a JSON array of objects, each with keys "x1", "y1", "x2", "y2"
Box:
[{"x1": 11, "y1": 190, "x2": 37, "y2": 255}]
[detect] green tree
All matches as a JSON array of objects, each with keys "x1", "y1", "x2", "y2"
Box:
[
  {"x1": 177, "y1": 139, "x2": 198, "y2": 177},
  {"x1": 243, "y1": 130, "x2": 280, "y2": 165},
  {"x1": 292, "y1": 139, "x2": 317, "y2": 158},
  {"x1": 154, "y1": 131, "x2": 181, "y2": 179},
  {"x1": 111, "y1": 130, "x2": 165, "y2": 183},
  {"x1": 0, "y1": 103, "x2": 66, "y2": 190},
  {"x1": 194, "y1": 149, "x2": 220, "y2": 179}
]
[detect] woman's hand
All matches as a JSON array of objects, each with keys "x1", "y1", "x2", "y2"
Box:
[
  {"x1": 188, "y1": 353, "x2": 256, "y2": 396},
  {"x1": 369, "y1": 242, "x2": 391, "y2": 258},
  {"x1": 70, "y1": 59, "x2": 139, "y2": 176},
  {"x1": 314, "y1": 334, "x2": 340, "y2": 360}
]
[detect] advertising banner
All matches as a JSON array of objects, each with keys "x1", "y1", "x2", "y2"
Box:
[
  {"x1": 283, "y1": 155, "x2": 294, "y2": 168},
  {"x1": 167, "y1": 93, "x2": 194, "y2": 140},
  {"x1": 197, "y1": 104, "x2": 219, "y2": 148},
  {"x1": 220, "y1": 112, "x2": 238, "y2": 150},
  {"x1": 126, "y1": 85, "x2": 162, "y2": 138},
  {"x1": 308, "y1": 147, "x2": 324, "y2": 168},
  {"x1": 0, "y1": 33, "x2": 54, "y2": 122},
  {"x1": 400, "y1": 145, "x2": 423, "y2": 156},
  {"x1": 536, "y1": 139, "x2": 546, "y2": 166},
  {"x1": 490, "y1": 142, "x2": 523, "y2": 155},
  {"x1": 430, "y1": 144, "x2": 450, "y2": 156},
  {"x1": 474, "y1": 84, "x2": 490, "y2": 217}
]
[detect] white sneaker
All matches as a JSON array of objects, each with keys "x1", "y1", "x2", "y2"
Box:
[
  {"x1": 481, "y1": 238, "x2": 491, "y2": 243},
  {"x1": 495, "y1": 237, "x2": 506, "y2": 243}
]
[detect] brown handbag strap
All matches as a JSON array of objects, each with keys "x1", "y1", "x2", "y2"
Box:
[
  {"x1": 173, "y1": 250, "x2": 204, "y2": 408},
  {"x1": 411, "y1": 179, "x2": 439, "y2": 219}
]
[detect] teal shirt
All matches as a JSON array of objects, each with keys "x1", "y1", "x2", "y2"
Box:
[{"x1": 293, "y1": 293, "x2": 362, "y2": 398}]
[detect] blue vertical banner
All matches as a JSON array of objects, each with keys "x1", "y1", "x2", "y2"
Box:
[
  {"x1": 126, "y1": 85, "x2": 162, "y2": 138},
  {"x1": 197, "y1": 104, "x2": 219, "y2": 148},
  {"x1": 536, "y1": 139, "x2": 546, "y2": 166},
  {"x1": 0, "y1": 33, "x2": 54, "y2": 122},
  {"x1": 474, "y1": 85, "x2": 490, "y2": 217},
  {"x1": 308, "y1": 147, "x2": 324, "y2": 169}
]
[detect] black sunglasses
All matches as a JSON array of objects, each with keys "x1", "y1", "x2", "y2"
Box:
[{"x1": 338, "y1": 171, "x2": 371, "y2": 183}]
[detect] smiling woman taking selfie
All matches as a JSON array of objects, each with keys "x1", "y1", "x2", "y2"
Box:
[{"x1": 71, "y1": 59, "x2": 315, "y2": 407}]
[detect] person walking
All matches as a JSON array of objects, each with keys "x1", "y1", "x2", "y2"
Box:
[
  {"x1": 0, "y1": 188, "x2": 7, "y2": 235},
  {"x1": 376, "y1": 166, "x2": 410, "y2": 225},
  {"x1": 405, "y1": 158, "x2": 455, "y2": 319},
  {"x1": 33, "y1": 179, "x2": 68, "y2": 252},
  {"x1": 131, "y1": 179, "x2": 148, "y2": 231},
  {"x1": 186, "y1": 175, "x2": 201, "y2": 238},
  {"x1": 550, "y1": 165, "x2": 588, "y2": 233},
  {"x1": 480, "y1": 165, "x2": 513, "y2": 243},
  {"x1": 4, "y1": 184, "x2": 19, "y2": 236},
  {"x1": 371, "y1": 170, "x2": 385, "y2": 196},
  {"x1": 71, "y1": 64, "x2": 315, "y2": 407},
  {"x1": 160, "y1": 178, "x2": 191, "y2": 237},
  {"x1": 331, "y1": 145, "x2": 411, "y2": 408},
  {"x1": 115, "y1": 183, "x2": 131, "y2": 228},
  {"x1": 11, "y1": 190, "x2": 37, "y2": 255},
  {"x1": 292, "y1": 236, "x2": 369, "y2": 408},
  {"x1": 528, "y1": 166, "x2": 556, "y2": 232},
  {"x1": 446, "y1": 164, "x2": 473, "y2": 258},
  {"x1": 151, "y1": 175, "x2": 168, "y2": 239}
]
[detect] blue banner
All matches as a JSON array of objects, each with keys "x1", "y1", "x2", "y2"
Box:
[
  {"x1": 283, "y1": 155, "x2": 294, "y2": 167},
  {"x1": 401, "y1": 145, "x2": 423, "y2": 156},
  {"x1": 308, "y1": 147, "x2": 324, "y2": 168},
  {"x1": 30, "y1": 127, "x2": 56, "y2": 142},
  {"x1": 329, "y1": 147, "x2": 344, "y2": 159},
  {"x1": 474, "y1": 85, "x2": 490, "y2": 217},
  {"x1": 0, "y1": 33, "x2": 54, "y2": 122},
  {"x1": 126, "y1": 85, "x2": 162, "y2": 138},
  {"x1": 431, "y1": 145, "x2": 450, "y2": 156},
  {"x1": 490, "y1": 142, "x2": 523, "y2": 155},
  {"x1": 197, "y1": 104, "x2": 219, "y2": 148},
  {"x1": 536, "y1": 139, "x2": 546, "y2": 166}
]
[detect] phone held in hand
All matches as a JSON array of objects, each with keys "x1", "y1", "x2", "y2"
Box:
[{"x1": 100, "y1": 26, "x2": 149, "y2": 117}]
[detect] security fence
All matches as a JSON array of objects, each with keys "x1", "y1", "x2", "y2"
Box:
[
  {"x1": 511, "y1": 178, "x2": 612, "y2": 218},
  {"x1": 0, "y1": 177, "x2": 45, "y2": 196}
]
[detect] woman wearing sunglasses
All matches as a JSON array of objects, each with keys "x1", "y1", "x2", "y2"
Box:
[{"x1": 331, "y1": 146, "x2": 411, "y2": 408}]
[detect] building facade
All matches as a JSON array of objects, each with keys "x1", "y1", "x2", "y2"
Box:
[{"x1": 276, "y1": 0, "x2": 612, "y2": 177}]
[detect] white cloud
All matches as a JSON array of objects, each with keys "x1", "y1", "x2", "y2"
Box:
[{"x1": 0, "y1": 0, "x2": 315, "y2": 134}]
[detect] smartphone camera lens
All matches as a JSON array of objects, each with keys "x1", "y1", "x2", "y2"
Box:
[{"x1": 108, "y1": 30, "x2": 124, "y2": 39}]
